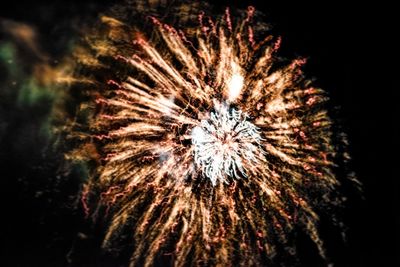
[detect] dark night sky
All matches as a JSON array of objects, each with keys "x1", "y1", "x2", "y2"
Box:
[{"x1": 0, "y1": 1, "x2": 396, "y2": 266}]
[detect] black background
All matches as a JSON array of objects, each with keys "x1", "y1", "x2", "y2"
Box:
[{"x1": 0, "y1": 0, "x2": 396, "y2": 266}]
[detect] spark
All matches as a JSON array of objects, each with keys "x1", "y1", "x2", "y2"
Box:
[
  {"x1": 191, "y1": 102, "x2": 263, "y2": 186},
  {"x1": 66, "y1": 4, "x2": 358, "y2": 267}
]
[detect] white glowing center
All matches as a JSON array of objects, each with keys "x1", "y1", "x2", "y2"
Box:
[{"x1": 191, "y1": 104, "x2": 263, "y2": 186}]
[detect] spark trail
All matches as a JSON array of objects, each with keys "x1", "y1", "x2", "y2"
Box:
[{"x1": 67, "y1": 4, "x2": 356, "y2": 267}]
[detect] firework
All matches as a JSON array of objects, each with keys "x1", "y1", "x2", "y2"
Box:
[
  {"x1": 66, "y1": 3, "x2": 355, "y2": 266},
  {"x1": 191, "y1": 102, "x2": 264, "y2": 186}
]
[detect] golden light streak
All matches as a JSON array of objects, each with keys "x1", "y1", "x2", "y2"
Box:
[{"x1": 64, "y1": 4, "x2": 358, "y2": 267}]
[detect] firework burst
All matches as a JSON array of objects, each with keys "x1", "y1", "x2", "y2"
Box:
[
  {"x1": 191, "y1": 102, "x2": 264, "y2": 186},
  {"x1": 66, "y1": 3, "x2": 356, "y2": 266}
]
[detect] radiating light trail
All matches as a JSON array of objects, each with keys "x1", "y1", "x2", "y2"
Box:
[{"x1": 64, "y1": 4, "x2": 358, "y2": 267}]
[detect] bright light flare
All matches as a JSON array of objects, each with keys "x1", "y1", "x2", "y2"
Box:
[{"x1": 227, "y1": 73, "x2": 244, "y2": 102}]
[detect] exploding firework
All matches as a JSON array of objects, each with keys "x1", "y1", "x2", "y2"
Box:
[
  {"x1": 64, "y1": 2, "x2": 357, "y2": 266},
  {"x1": 191, "y1": 102, "x2": 264, "y2": 186}
]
